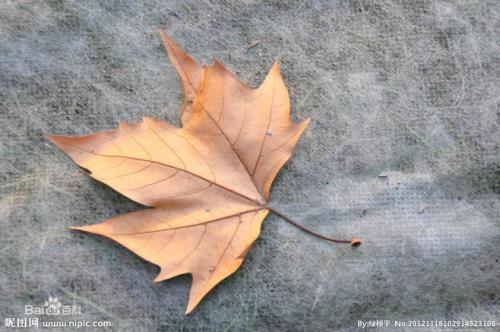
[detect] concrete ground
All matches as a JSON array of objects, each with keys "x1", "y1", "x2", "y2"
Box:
[{"x1": 0, "y1": 0, "x2": 498, "y2": 330}]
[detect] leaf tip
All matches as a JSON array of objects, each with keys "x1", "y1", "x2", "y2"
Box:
[
  {"x1": 185, "y1": 300, "x2": 198, "y2": 315},
  {"x1": 44, "y1": 133, "x2": 58, "y2": 144},
  {"x1": 212, "y1": 57, "x2": 224, "y2": 68},
  {"x1": 159, "y1": 29, "x2": 177, "y2": 55},
  {"x1": 270, "y1": 58, "x2": 281, "y2": 73},
  {"x1": 68, "y1": 225, "x2": 96, "y2": 234},
  {"x1": 350, "y1": 238, "x2": 362, "y2": 247},
  {"x1": 158, "y1": 28, "x2": 170, "y2": 41},
  {"x1": 44, "y1": 134, "x2": 70, "y2": 150}
]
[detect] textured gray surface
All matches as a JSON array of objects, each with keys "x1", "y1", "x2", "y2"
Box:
[{"x1": 0, "y1": 0, "x2": 499, "y2": 331}]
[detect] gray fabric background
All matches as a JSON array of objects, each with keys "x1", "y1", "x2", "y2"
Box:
[{"x1": 0, "y1": 0, "x2": 498, "y2": 331}]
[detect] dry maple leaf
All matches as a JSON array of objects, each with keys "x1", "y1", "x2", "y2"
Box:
[{"x1": 47, "y1": 31, "x2": 360, "y2": 314}]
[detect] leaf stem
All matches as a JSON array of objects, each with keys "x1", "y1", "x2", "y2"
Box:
[{"x1": 267, "y1": 208, "x2": 361, "y2": 247}]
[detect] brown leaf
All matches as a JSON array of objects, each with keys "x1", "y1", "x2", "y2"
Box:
[{"x1": 47, "y1": 31, "x2": 309, "y2": 314}]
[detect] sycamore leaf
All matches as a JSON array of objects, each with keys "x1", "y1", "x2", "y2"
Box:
[{"x1": 47, "y1": 31, "x2": 309, "y2": 314}]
